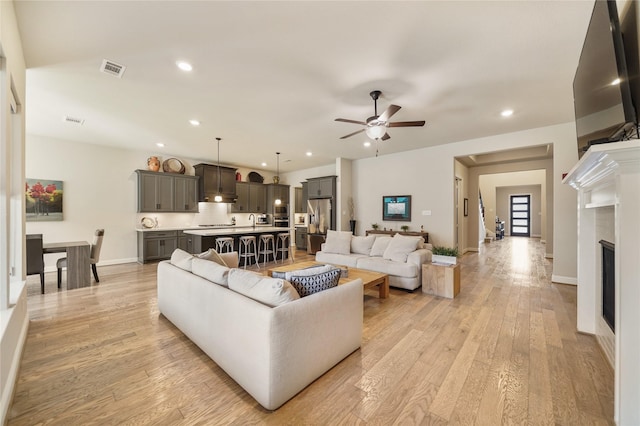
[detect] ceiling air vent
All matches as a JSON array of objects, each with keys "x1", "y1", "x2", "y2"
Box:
[
  {"x1": 100, "y1": 59, "x2": 126, "y2": 78},
  {"x1": 63, "y1": 116, "x2": 85, "y2": 126}
]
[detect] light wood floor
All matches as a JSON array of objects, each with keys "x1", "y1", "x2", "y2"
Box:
[{"x1": 9, "y1": 238, "x2": 614, "y2": 424}]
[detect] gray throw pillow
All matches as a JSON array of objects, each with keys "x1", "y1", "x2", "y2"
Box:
[{"x1": 289, "y1": 268, "x2": 341, "y2": 297}]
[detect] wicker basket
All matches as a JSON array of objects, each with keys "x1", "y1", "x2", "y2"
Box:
[{"x1": 162, "y1": 158, "x2": 186, "y2": 174}]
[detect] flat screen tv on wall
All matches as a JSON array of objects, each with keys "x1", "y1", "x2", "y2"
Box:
[
  {"x1": 573, "y1": 0, "x2": 637, "y2": 158},
  {"x1": 382, "y1": 195, "x2": 411, "y2": 222}
]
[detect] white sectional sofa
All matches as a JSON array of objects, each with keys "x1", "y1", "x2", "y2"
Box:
[
  {"x1": 315, "y1": 231, "x2": 432, "y2": 291},
  {"x1": 157, "y1": 252, "x2": 363, "y2": 411}
]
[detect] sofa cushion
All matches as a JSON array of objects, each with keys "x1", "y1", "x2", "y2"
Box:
[
  {"x1": 351, "y1": 235, "x2": 376, "y2": 255},
  {"x1": 323, "y1": 230, "x2": 352, "y2": 255},
  {"x1": 228, "y1": 268, "x2": 300, "y2": 307},
  {"x1": 197, "y1": 248, "x2": 228, "y2": 267},
  {"x1": 289, "y1": 268, "x2": 341, "y2": 297},
  {"x1": 383, "y1": 234, "x2": 422, "y2": 262},
  {"x1": 170, "y1": 248, "x2": 195, "y2": 271},
  {"x1": 315, "y1": 251, "x2": 364, "y2": 268},
  {"x1": 369, "y1": 236, "x2": 392, "y2": 257},
  {"x1": 356, "y1": 257, "x2": 419, "y2": 278},
  {"x1": 192, "y1": 257, "x2": 230, "y2": 287}
]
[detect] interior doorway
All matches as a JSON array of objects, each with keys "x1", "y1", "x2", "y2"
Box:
[{"x1": 510, "y1": 194, "x2": 531, "y2": 237}]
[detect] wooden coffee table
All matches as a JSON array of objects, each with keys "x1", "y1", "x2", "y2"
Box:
[{"x1": 267, "y1": 260, "x2": 389, "y2": 299}]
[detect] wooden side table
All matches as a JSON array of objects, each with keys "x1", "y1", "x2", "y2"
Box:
[{"x1": 422, "y1": 262, "x2": 460, "y2": 298}]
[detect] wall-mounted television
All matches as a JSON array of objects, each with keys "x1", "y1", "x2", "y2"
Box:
[
  {"x1": 382, "y1": 195, "x2": 411, "y2": 222},
  {"x1": 574, "y1": 0, "x2": 637, "y2": 158}
]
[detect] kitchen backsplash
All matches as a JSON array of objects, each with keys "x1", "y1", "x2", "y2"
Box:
[{"x1": 137, "y1": 202, "x2": 276, "y2": 228}]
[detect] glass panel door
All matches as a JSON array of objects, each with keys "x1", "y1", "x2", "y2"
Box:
[{"x1": 510, "y1": 195, "x2": 530, "y2": 237}]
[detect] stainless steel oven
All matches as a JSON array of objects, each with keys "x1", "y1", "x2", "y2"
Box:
[{"x1": 273, "y1": 216, "x2": 289, "y2": 227}]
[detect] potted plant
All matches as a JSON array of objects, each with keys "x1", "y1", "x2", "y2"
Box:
[
  {"x1": 432, "y1": 246, "x2": 459, "y2": 265},
  {"x1": 400, "y1": 225, "x2": 409, "y2": 232},
  {"x1": 371, "y1": 223, "x2": 380, "y2": 230}
]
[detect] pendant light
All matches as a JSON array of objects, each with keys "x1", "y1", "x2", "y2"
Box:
[
  {"x1": 274, "y1": 152, "x2": 282, "y2": 205},
  {"x1": 214, "y1": 137, "x2": 223, "y2": 202}
]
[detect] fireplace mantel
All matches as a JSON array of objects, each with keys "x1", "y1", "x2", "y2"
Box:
[{"x1": 563, "y1": 140, "x2": 640, "y2": 425}]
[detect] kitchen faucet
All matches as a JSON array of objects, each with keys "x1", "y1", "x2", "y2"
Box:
[{"x1": 248, "y1": 214, "x2": 255, "y2": 228}]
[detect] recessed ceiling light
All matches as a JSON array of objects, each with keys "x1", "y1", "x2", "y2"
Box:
[
  {"x1": 189, "y1": 119, "x2": 200, "y2": 126},
  {"x1": 501, "y1": 109, "x2": 514, "y2": 117},
  {"x1": 363, "y1": 141, "x2": 371, "y2": 147},
  {"x1": 611, "y1": 78, "x2": 621, "y2": 85},
  {"x1": 156, "y1": 143, "x2": 165, "y2": 147},
  {"x1": 261, "y1": 162, "x2": 267, "y2": 167},
  {"x1": 176, "y1": 61, "x2": 193, "y2": 72},
  {"x1": 306, "y1": 151, "x2": 312, "y2": 157}
]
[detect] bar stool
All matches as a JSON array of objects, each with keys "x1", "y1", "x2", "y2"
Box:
[
  {"x1": 239, "y1": 236, "x2": 259, "y2": 269},
  {"x1": 276, "y1": 232, "x2": 290, "y2": 263},
  {"x1": 216, "y1": 237, "x2": 234, "y2": 253},
  {"x1": 258, "y1": 234, "x2": 276, "y2": 266}
]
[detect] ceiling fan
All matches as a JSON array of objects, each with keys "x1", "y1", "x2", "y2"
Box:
[{"x1": 335, "y1": 90, "x2": 426, "y2": 141}]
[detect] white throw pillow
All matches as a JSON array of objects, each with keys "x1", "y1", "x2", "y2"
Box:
[
  {"x1": 197, "y1": 248, "x2": 228, "y2": 267},
  {"x1": 228, "y1": 269, "x2": 300, "y2": 307},
  {"x1": 369, "y1": 236, "x2": 392, "y2": 257},
  {"x1": 351, "y1": 235, "x2": 376, "y2": 255},
  {"x1": 192, "y1": 257, "x2": 230, "y2": 287},
  {"x1": 170, "y1": 249, "x2": 194, "y2": 272},
  {"x1": 383, "y1": 234, "x2": 422, "y2": 262},
  {"x1": 322, "y1": 230, "x2": 352, "y2": 254},
  {"x1": 272, "y1": 264, "x2": 335, "y2": 281}
]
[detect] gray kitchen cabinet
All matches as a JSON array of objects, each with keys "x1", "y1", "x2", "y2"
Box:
[
  {"x1": 249, "y1": 183, "x2": 267, "y2": 213},
  {"x1": 136, "y1": 170, "x2": 199, "y2": 213},
  {"x1": 138, "y1": 171, "x2": 174, "y2": 212},
  {"x1": 137, "y1": 230, "x2": 178, "y2": 263},
  {"x1": 295, "y1": 187, "x2": 303, "y2": 213},
  {"x1": 173, "y1": 175, "x2": 199, "y2": 212},
  {"x1": 301, "y1": 182, "x2": 308, "y2": 212},
  {"x1": 296, "y1": 227, "x2": 307, "y2": 249},
  {"x1": 230, "y1": 182, "x2": 266, "y2": 213},
  {"x1": 267, "y1": 184, "x2": 290, "y2": 207},
  {"x1": 307, "y1": 176, "x2": 336, "y2": 199},
  {"x1": 177, "y1": 230, "x2": 196, "y2": 254}
]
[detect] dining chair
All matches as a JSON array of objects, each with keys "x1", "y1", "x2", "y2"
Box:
[
  {"x1": 26, "y1": 234, "x2": 46, "y2": 294},
  {"x1": 57, "y1": 229, "x2": 105, "y2": 288}
]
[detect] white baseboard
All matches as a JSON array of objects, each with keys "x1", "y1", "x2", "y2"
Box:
[
  {"x1": 464, "y1": 247, "x2": 479, "y2": 253},
  {"x1": 545, "y1": 252, "x2": 553, "y2": 259},
  {"x1": 551, "y1": 274, "x2": 577, "y2": 285},
  {"x1": 43, "y1": 257, "x2": 139, "y2": 273},
  {"x1": 540, "y1": 239, "x2": 546, "y2": 244}
]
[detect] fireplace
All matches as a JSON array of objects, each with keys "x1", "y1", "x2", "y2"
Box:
[{"x1": 600, "y1": 240, "x2": 615, "y2": 333}]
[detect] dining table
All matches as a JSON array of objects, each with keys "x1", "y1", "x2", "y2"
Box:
[{"x1": 43, "y1": 241, "x2": 90, "y2": 289}]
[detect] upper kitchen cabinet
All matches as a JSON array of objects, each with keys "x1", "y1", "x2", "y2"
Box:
[
  {"x1": 266, "y1": 184, "x2": 290, "y2": 207},
  {"x1": 307, "y1": 176, "x2": 336, "y2": 199},
  {"x1": 173, "y1": 175, "x2": 199, "y2": 212},
  {"x1": 230, "y1": 182, "x2": 267, "y2": 213},
  {"x1": 136, "y1": 170, "x2": 199, "y2": 213},
  {"x1": 194, "y1": 163, "x2": 237, "y2": 202},
  {"x1": 295, "y1": 187, "x2": 303, "y2": 213}
]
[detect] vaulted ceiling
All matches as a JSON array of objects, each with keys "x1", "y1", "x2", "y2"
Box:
[{"x1": 14, "y1": 1, "x2": 594, "y2": 173}]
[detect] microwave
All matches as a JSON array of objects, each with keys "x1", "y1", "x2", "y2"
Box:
[{"x1": 273, "y1": 204, "x2": 288, "y2": 215}]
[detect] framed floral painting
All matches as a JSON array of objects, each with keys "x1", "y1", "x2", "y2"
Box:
[{"x1": 26, "y1": 178, "x2": 63, "y2": 221}]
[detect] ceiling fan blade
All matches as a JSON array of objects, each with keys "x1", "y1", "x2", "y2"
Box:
[
  {"x1": 339, "y1": 128, "x2": 366, "y2": 139},
  {"x1": 388, "y1": 120, "x2": 426, "y2": 127},
  {"x1": 378, "y1": 104, "x2": 401, "y2": 122},
  {"x1": 381, "y1": 132, "x2": 391, "y2": 141},
  {"x1": 335, "y1": 118, "x2": 367, "y2": 125}
]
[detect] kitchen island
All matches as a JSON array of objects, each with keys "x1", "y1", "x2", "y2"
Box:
[
  {"x1": 136, "y1": 226, "x2": 290, "y2": 264},
  {"x1": 184, "y1": 227, "x2": 291, "y2": 265}
]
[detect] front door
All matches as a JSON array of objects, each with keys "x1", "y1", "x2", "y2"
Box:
[{"x1": 510, "y1": 195, "x2": 530, "y2": 237}]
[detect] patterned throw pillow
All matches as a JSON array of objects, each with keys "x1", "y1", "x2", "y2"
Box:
[{"x1": 289, "y1": 268, "x2": 341, "y2": 297}]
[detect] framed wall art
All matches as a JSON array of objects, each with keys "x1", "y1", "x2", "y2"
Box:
[{"x1": 26, "y1": 178, "x2": 63, "y2": 221}]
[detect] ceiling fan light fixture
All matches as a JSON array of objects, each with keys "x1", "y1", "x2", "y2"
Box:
[{"x1": 366, "y1": 125, "x2": 386, "y2": 140}]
